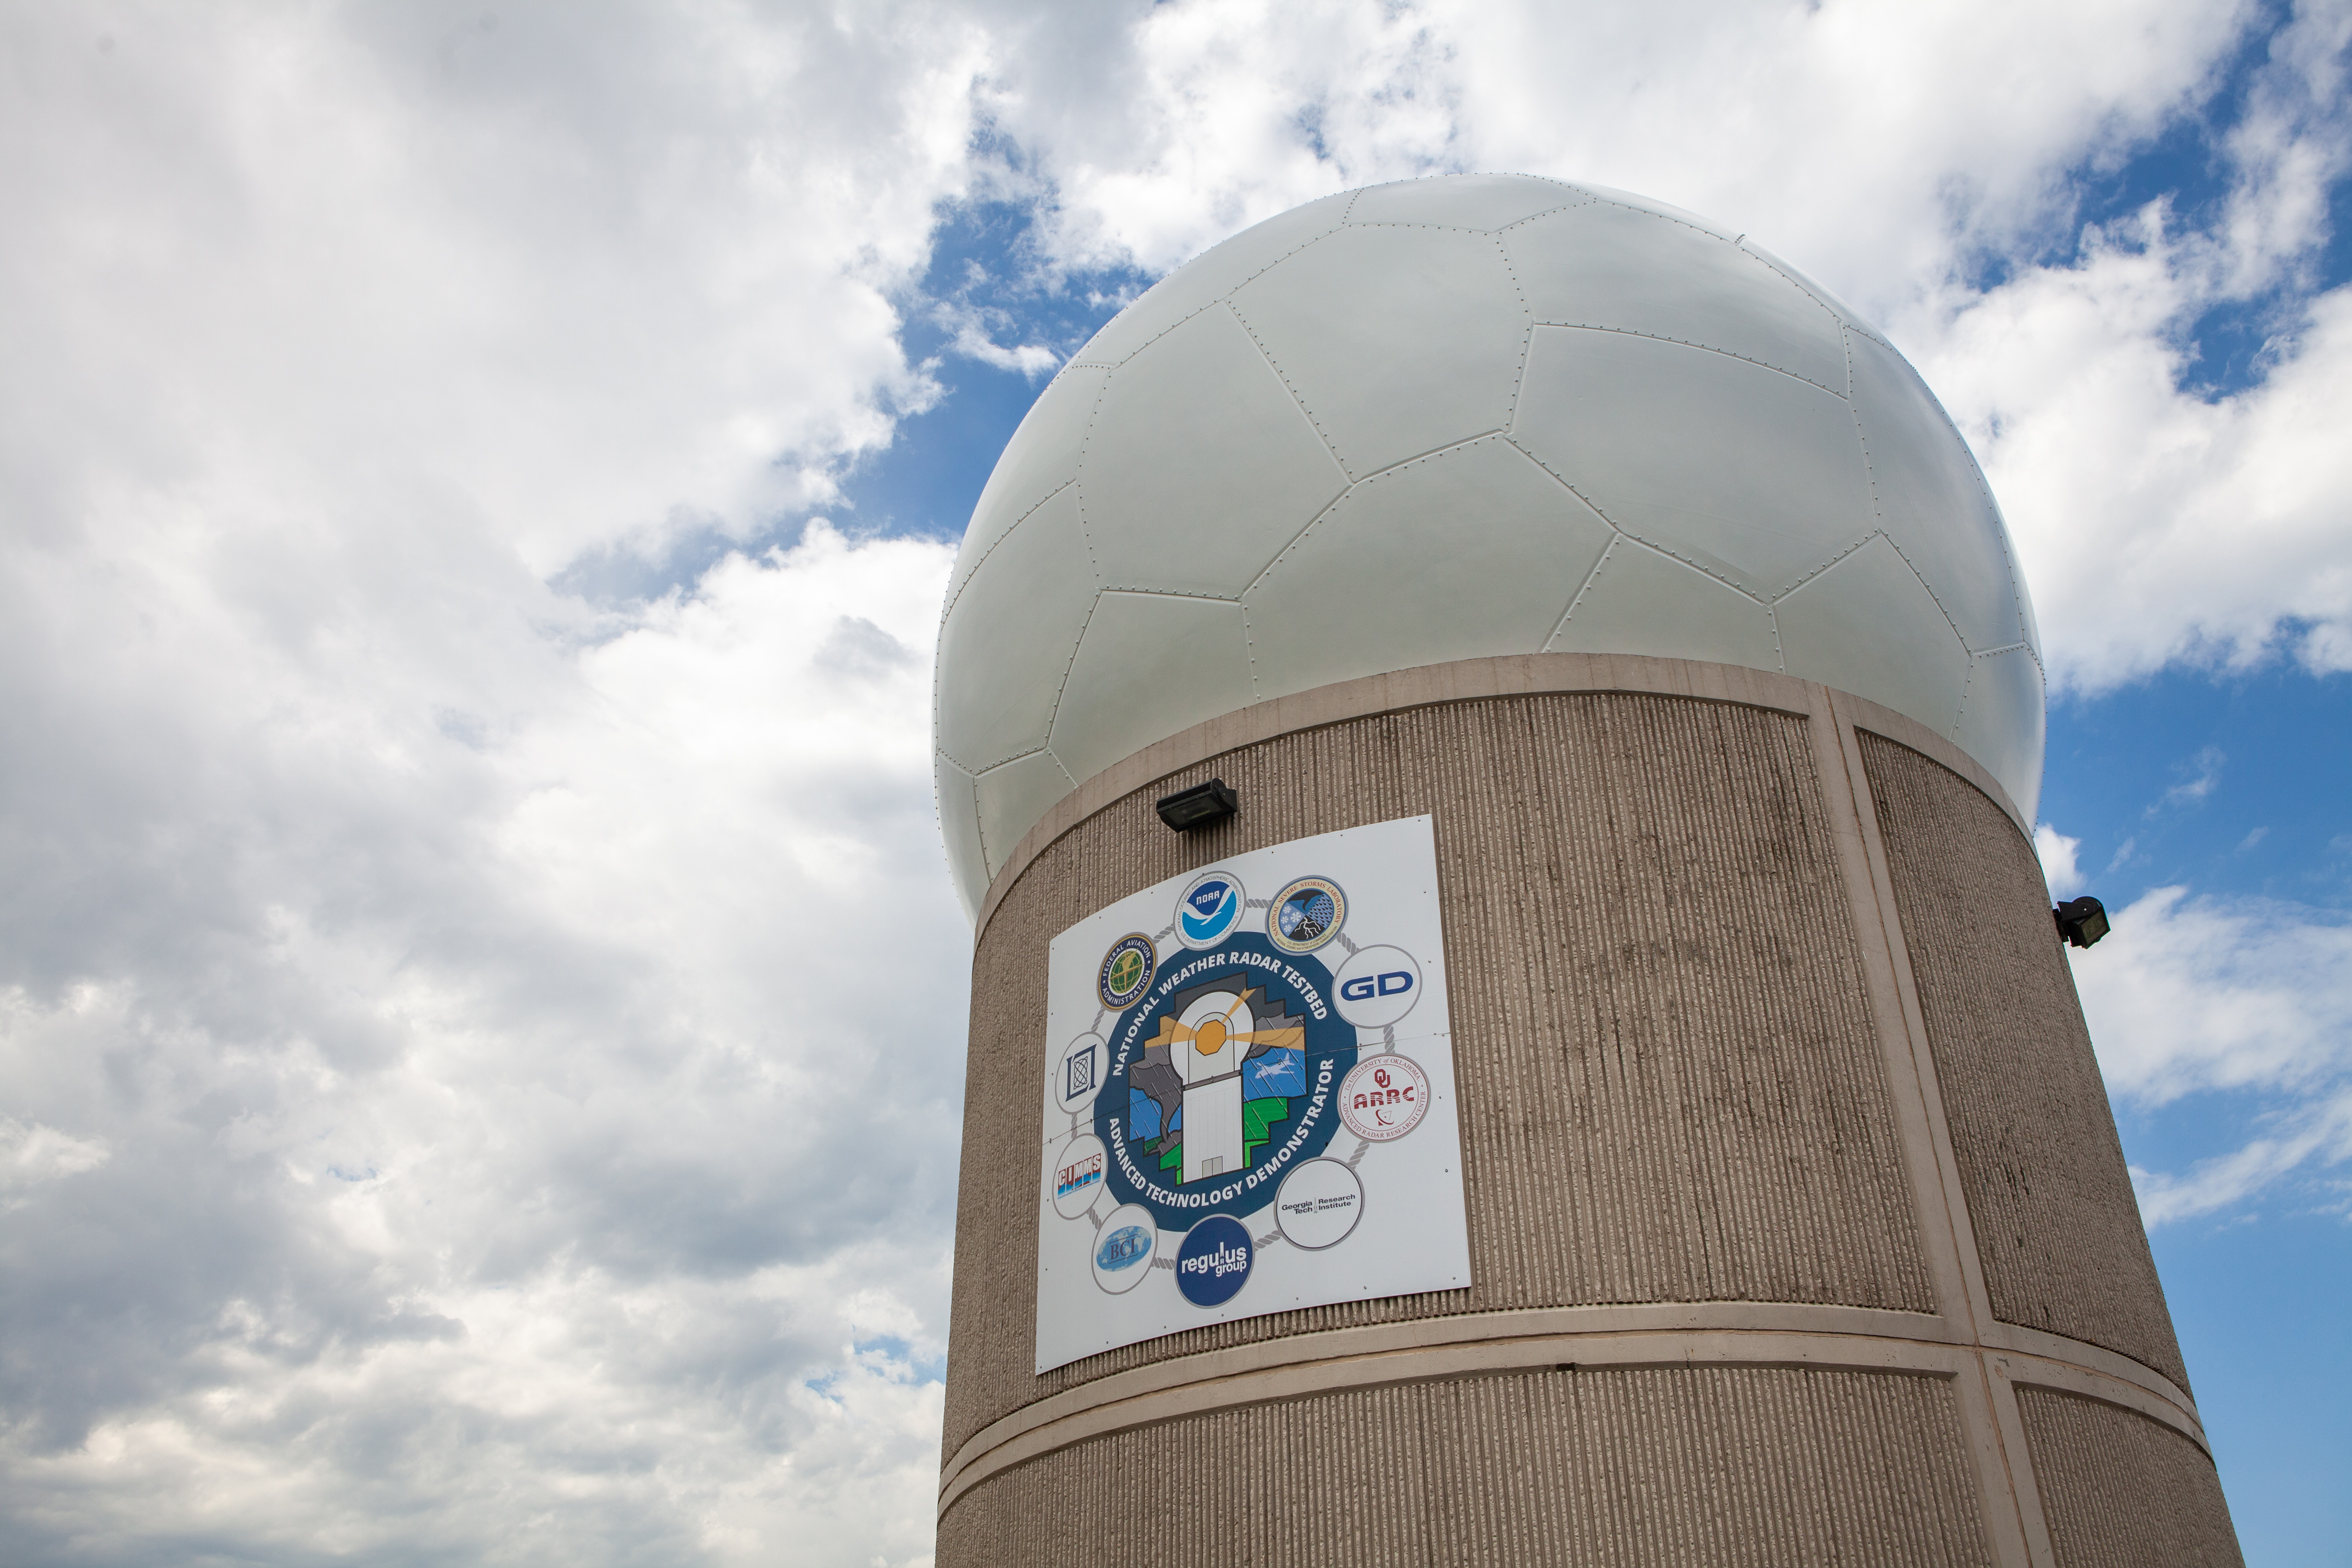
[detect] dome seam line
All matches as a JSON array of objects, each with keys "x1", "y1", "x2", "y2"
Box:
[{"x1": 1530, "y1": 322, "x2": 1847, "y2": 399}]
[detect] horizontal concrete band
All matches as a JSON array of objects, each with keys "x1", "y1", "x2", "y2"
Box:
[
  {"x1": 975, "y1": 652, "x2": 2029, "y2": 939},
  {"x1": 937, "y1": 1302, "x2": 2202, "y2": 1518}
]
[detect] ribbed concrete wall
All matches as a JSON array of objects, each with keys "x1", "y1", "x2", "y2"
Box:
[
  {"x1": 941, "y1": 1366, "x2": 1993, "y2": 1568},
  {"x1": 949, "y1": 693, "x2": 1931, "y2": 1457},
  {"x1": 2015, "y1": 1387, "x2": 2242, "y2": 1568},
  {"x1": 940, "y1": 662, "x2": 2231, "y2": 1564},
  {"x1": 1858, "y1": 733, "x2": 2187, "y2": 1389}
]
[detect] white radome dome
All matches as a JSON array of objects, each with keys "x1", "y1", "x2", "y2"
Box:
[{"x1": 933, "y1": 174, "x2": 2044, "y2": 920}]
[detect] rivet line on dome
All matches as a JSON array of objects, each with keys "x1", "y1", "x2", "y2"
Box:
[{"x1": 1531, "y1": 321, "x2": 1846, "y2": 399}]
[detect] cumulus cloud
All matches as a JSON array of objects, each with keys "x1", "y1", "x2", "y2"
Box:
[
  {"x1": 2070, "y1": 885, "x2": 2352, "y2": 1224},
  {"x1": 0, "y1": 524, "x2": 964, "y2": 1565}
]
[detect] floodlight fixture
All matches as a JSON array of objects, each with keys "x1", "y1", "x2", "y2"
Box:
[
  {"x1": 2054, "y1": 896, "x2": 2109, "y2": 949},
  {"x1": 1156, "y1": 778, "x2": 1239, "y2": 833}
]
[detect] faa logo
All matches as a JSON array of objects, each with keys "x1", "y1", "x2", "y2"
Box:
[
  {"x1": 1175, "y1": 870, "x2": 1246, "y2": 951},
  {"x1": 1098, "y1": 933, "x2": 1157, "y2": 1011}
]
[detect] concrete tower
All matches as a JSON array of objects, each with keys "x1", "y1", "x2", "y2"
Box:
[{"x1": 932, "y1": 175, "x2": 2240, "y2": 1566}]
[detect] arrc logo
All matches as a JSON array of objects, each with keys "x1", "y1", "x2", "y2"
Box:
[{"x1": 1339, "y1": 970, "x2": 1414, "y2": 1003}]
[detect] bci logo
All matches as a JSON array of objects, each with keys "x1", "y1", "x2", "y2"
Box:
[{"x1": 1339, "y1": 970, "x2": 1414, "y2": 1004}]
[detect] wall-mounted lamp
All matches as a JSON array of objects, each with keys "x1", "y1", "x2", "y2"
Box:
[
  {"x1": 1156, "y1": 778, "x2": 1238, "y2": 833},
  {"x1": 2054, "y1": 896, "x2": 2110, "y2": 949}
]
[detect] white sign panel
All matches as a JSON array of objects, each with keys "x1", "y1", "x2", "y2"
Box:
[{"x1": 1035, "y1": 814, "x2": 1470, "y2": 1373}]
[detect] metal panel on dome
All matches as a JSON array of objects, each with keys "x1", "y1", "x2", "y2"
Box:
[
  {"x1": 1232, "y1": 225, "x2": 1527, "y2": 480},
  {"x1": 1512, "y1": 326, "x2": 1875, "y2": 596},
  {"x1": 1079, "y1": 306, "x2": 1348, "y2": 599},
  {"x1": 1775, "y1": 537, "x2": 1970, "y2": 740},
  {"x1": 974, "y1": 750, "x2": 1078, "y2": 880},
  {"x1": 1342, "y1": 171, "x2": 1586, "y2": 232},
  {"x1": 945, "y1": 364, "x2": 1104, "y2": 608},
  {"x1": 1070, "y1": 191, "x2": 1356, "y2": 368},
  {"x1": 1548, "y1": 537, "x2": 1782, "y2": 673},
  {"x1": 1955, "y1": 645, "x2": 2047, "y2": 823},
  {"x1": 934, "y1": 754, "x2": 985, "y2": 923},
  {"x1": 934, "y1": 486, "x2": 1097, "y2": 771},
  {"x1": 1847, "y1": 332, "x2": 2024, "y2": 653},
  {"x1": 1244, "y1": 437, "x2": 1611, "y2": 700},
  {"x1": 1506, "y1": 203, "x2": 1850, "y2": 393},
  {"x1": 1048, "y1": 593, "x2": 1256, "y2": 787}
]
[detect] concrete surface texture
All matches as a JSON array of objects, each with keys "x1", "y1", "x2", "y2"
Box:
[{"x1": 936, "y1": 655, "x2": 2238, "y2": 1567}]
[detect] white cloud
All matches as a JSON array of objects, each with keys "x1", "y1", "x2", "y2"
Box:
[
  {"x1": 0, "y1": 1117, "x2": 112, "y2": 1201},
  {"x1": 2035, "y1": 825, "x2": 2086, "y2": 899},
  {"x1": 0, "y1": 525, "x2": 964, "y2": 1566},
  {"x1": 2069, "y1": 883, "x2": 2352, "y2": 1222}
]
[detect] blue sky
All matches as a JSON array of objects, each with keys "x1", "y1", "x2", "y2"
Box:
[{"x1": 1, "y1": 2, "x2": 2347, "y2": 1564}]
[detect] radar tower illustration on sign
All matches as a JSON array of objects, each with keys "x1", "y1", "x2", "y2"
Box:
[{"x1": 933, "y1": 175, "x2": 2236, "y2": 1565}]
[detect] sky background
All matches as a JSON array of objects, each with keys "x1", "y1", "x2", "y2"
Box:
[{"x1": 1, "y1": 2, "x2": 2347, "y2": 1564}]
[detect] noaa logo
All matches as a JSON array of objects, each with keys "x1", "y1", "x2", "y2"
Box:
[
  {"x1": 1269, "y1": 875, "x2": 1346, "y2": 954},
  {"x1": 1098, "y1": 933, "x2": 1157, "y2": 1011},
  {"x1": 1175, "y1": 1214, "x2": 1254, "y2": 1307},
  {"x1": 1174, "y1": 870, "x2": 1246, "y2": 951}
]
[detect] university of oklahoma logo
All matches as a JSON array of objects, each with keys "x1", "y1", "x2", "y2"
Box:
[{"x1": 1339, "y1": 1053, "x2": 1431, "y2": 1142}]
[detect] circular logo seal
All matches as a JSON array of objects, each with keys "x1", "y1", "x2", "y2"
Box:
[
  {"x1": 1051, "y1": 1033, "x2": 1106, "y2": 1115},
  {"x1": 1268, "y1": 875, "x2": 1346, "y2": 954},
  {"x1": 1174, "y1": 869, "x2": 1246, "y2": 951},
  {"x1": 1050, "y1": 1134, "x2": 1109, "y2": 1218},
  {"x1": 1174, "y1": 1214, "x2": 1253, "y2": 1307},
  {"x1": 1330, "y1": 944, "x2": 1423, "y2": 1029},
  {"x1": 1340, "y1": 1053, "x2": 1431, "y2": 1142},
  {"x1": 1275, "y1": 1158, "x2": 1364, "y2": 1251},
  {"x1": 1098, "y1": 933, "x2": 1157, "y2": 1011},
  {"x1": 1091, "y1": 1203, "x2": 1158, "y2": 1295},
  {"x1": 1094, "y1": 931, "x2": 1357, "y2": 1231}
]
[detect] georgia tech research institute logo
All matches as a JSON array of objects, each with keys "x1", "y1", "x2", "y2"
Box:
[{"x1": 1098, "y1": 933, "x2": 1157, "y2": 1011}]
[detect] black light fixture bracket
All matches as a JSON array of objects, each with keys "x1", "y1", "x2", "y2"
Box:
[
  {"x1": 2054, "y1": 895, "x2": 2110, "y2": 949},
  {"x1": 1156, "y1": 778, "x2": 1239, "y2": 833}
]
